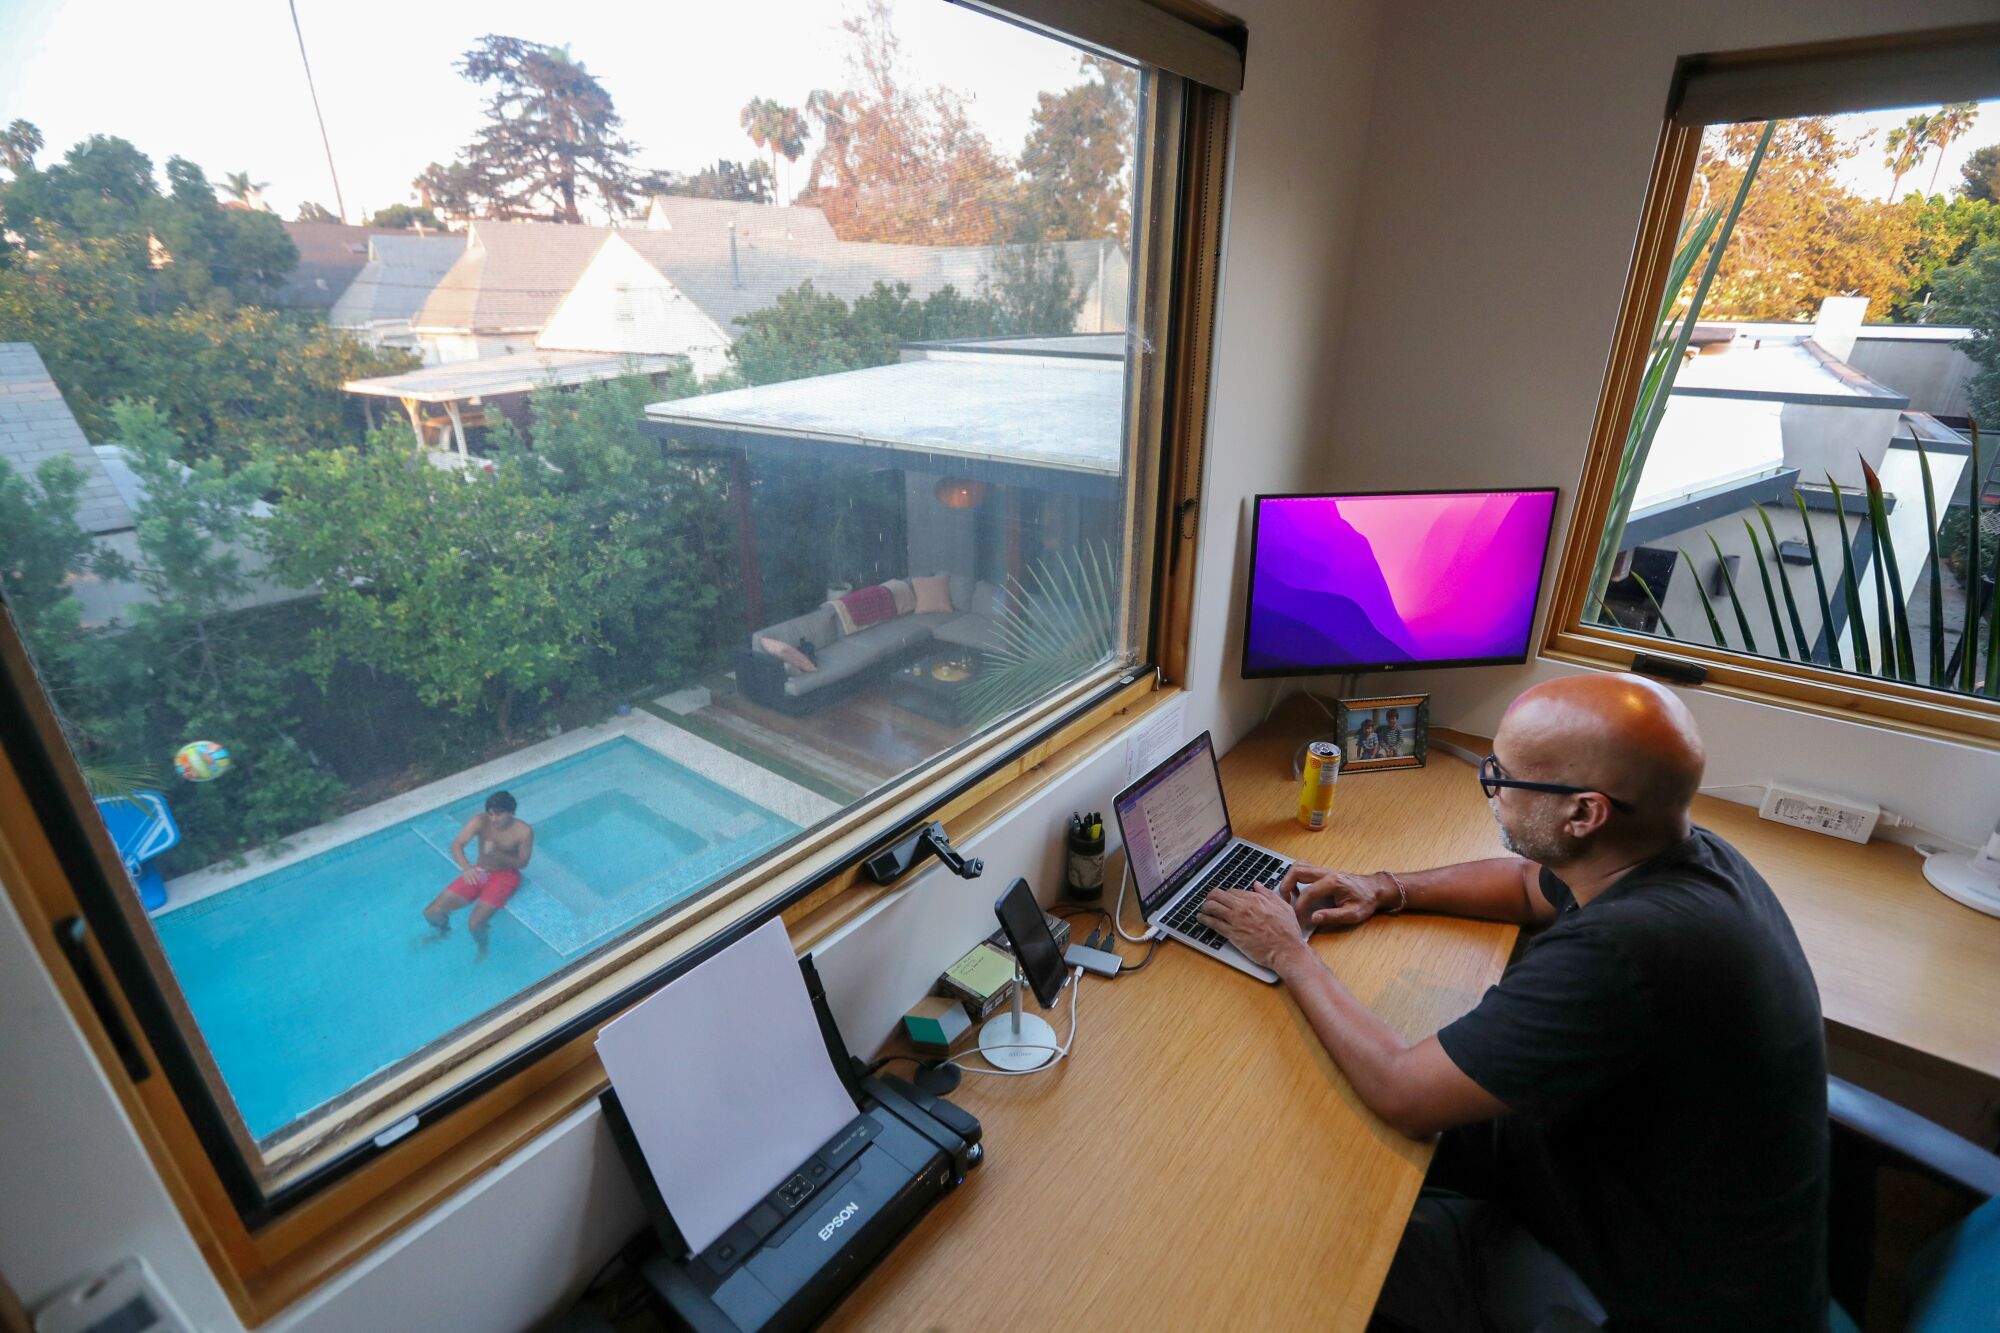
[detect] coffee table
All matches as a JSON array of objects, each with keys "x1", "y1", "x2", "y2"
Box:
[{"x1": 891, "y1": 649, "x2": 983, "y2": 725}]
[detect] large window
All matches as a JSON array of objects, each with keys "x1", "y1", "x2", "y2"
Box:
[
  {"x1": 0, "y1": 0, "x2": 1239, "y2": 1278},
  {"x1": 1553, "y1": 28, "x2": 2000, "y2": 741}
]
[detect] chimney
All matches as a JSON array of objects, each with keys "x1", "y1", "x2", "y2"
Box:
[{"x1": 728, "y1": 221, "x2": 741, "y2": 288}]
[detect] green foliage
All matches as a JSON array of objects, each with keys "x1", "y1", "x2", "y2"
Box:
[
  {"x1": 263, "y1": 433, "x2": 623, "y2": 737},
  {"x1": 1933, "y1": 238, "x2": 2000, "y2": 431},
  {"x1": 0, "y1": 139, "x2": 297, "y2": 307},
  {"x1": 364, "y1": 203, "x2": 442, "y2": 229},
  {"x1": 103, "y1": 401, "x2": 341, "y2": 867},
  {"x1": 0, "y1": 453, "x2": 98, "y2": 649},
  {"x1": 638, "y1": 160, "x2": 772, "y2": 204},
  {"x1": 1895, "y1": 194, "x2": 2000, "y2": 319},
  {"x1": 294, "y1": 201, "x2": 339, "y2": 223},
  {"x1": 486, "y1": 374, "x2": 735, "y2": 687},
  {"x1": 1017, "y1": 57, "x2": 1139, "y2": 244},
  {"x1": 1964, "y1": 144, "x2": 2000, "y2": 205},
  {"x1": 0, "y1": 236, "x2": 415, "y2": 464},
  {"x1": 730, "y1": 264, "x2": 1080, "y2": 388}
]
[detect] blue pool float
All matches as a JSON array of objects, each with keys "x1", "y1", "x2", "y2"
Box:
[{"x1": 95, "y1": 790, "x2": 181, "y2": 910}]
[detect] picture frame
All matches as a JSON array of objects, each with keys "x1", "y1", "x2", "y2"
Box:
[{"x1": 1333, "y1": 693, "x2": 1429, "y2": 772}]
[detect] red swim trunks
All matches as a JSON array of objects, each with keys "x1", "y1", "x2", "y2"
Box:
[{"x1": 442, "y1": 868, "x2": 521, "y2": 908}]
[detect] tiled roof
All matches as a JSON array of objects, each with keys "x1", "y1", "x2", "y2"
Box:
[
  {"x1": 330, "y1": 233, "x2": 468, "y2": 328},
  {"x1": 0, "y1": 343, "x2": 132, "y2": 534},
  {"x1": 272, "y1": 221, "x2": 411, "y2": 309},
  {"x1": 410, "y1": 221, "x2": 613, "y2": 334}
]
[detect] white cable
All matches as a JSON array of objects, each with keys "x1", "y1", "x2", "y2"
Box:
[
  {"x1": 1303, "y1": 690, "x2": 1338, "y2": 722},
  {"x1": 1112, "y1": 857, "x2": 1155, "y2": 943},
  {"x1": 1699, "y1": 781, "x2": 1766, "y2": 796},
  {"x1": 945, "y1": 968, "x2": 1083, "y2": 1077}
]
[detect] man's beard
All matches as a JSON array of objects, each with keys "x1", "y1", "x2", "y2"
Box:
[{"x1": 1491, "y1": 795, "x2": 1580, "y2": 865}]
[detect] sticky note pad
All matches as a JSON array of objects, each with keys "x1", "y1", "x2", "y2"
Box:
[{"x1": 943, "y1": 942, "x2": 1015, "y2": 999}]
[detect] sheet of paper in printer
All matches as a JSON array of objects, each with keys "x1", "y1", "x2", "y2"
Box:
[{"x1": 594, "y1": 916, "x2": 860, "y2": 1255}]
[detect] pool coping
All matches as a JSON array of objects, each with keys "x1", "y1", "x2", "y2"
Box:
[{"x1": 156, "y1": 713, "x2": 842, "y2": 915}]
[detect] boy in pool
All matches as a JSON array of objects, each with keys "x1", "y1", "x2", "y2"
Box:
[{"x1": 422, "y1": 791, "x2": 534, "y2": 961}]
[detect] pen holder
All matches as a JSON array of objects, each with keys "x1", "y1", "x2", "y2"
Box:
[{"x1": 1065, "y1": 826, "x2": 1106, "y2": 900}]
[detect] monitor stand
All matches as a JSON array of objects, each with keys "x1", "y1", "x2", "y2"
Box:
[{"x1": 977, "y1": 962, "x2": 1057, "y2": 1071}]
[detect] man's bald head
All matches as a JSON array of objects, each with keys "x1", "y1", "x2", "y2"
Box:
[{"x1": 1495, "y1": 673, "x2": 1707, "y2": 841}]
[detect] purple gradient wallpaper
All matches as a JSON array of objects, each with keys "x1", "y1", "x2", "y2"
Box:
[{"x1": 1244, "y1": 490, "x2": 1559, "y2": 675}]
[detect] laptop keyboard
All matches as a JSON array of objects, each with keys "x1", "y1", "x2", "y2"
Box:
[{"x1": 1162, "y1": 845, "x2": 1291, "y2": 952}]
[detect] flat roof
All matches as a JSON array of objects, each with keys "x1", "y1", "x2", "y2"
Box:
[
  {"x1": 643, "y1": 357, "x2": 1123, "y2": 492},
  {"x1": 1672, "y1": 338, "x2": 1904, "y2": 405},
  {"x1": 344, "y1": 349, "x2": 681, "y2": 403}
]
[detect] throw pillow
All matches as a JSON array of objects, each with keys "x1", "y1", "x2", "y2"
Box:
[
  {"x1": 912, "y1": 573, "x2": 954, "y2": 615},
  {"x1": 757, "y1": 636, "x2": 817, "y2": 674},
  {"x1": 884, "y1": 578, "x2": 916, "y2": 615},
  {"x1": 837, "y1": 583, "x2": 898, "y2": 631},
  {"x1": 828, "y1": 598, "x2": 858, "y2": 636}
]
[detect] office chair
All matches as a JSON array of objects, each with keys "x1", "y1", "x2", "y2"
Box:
[{"x1": 1827, "y1": 1073, "x2": 2000, "y2": 1331}]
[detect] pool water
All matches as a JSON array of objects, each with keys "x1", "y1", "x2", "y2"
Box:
[{"x1": 152, "y1": 738, "x2": 798, "y2": 1141}]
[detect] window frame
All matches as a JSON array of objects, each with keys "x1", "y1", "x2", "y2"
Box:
[
  {"x1": 0, "y1": 11, "x2": 1239, "y2": 1324},
  {"x1": 1544, "y1": 28, "x2": 2000, "y2": 750}
]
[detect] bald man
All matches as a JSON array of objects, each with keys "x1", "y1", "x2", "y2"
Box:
[{"x1": 1199, "y1": 674, "x2": 1826, "y2": 1332}]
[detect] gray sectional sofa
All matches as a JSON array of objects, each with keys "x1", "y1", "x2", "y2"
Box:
[{"x1": 733, "y1": 575, "x2": 1009, "y2": 715}]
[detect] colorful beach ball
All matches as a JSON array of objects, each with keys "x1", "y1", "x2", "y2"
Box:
[{"x1": 173, "y1": 741, "x2": 232, "y2": 782}]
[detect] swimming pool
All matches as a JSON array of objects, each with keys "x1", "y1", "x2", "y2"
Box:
[{"x1": 151, "y1": 738, "x2": 799, "y2": 1140}]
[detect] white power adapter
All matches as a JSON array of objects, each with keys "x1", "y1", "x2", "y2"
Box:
[{"x1": 1757, "y1": 783, "x2": 1881, "y2": 844}]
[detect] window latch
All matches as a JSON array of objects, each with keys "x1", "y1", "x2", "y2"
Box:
[{"x1": 864, "y1": 821, "x2": 984, "y2": 885}]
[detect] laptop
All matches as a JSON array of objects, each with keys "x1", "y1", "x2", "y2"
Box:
[{"x1": 1112, "y1": 731, "x2": 1293, "y2": 984}]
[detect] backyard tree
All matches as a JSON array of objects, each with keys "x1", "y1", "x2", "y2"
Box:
[
  {"x1": 412, "y1": 159, "x2": 485, "y2": 221},
  {"x1": 452, "y1": 35, "x2": 638, "y2": 222},
  {"x1": 265, "y1": 437, "x2": 618, "y2": 738},
  {"x1": 295, "y1": 200, "x2": 339, "y2": 222},
  {"x1": 1933, "y1": 236, "x2": 2000, "y2": 431},
  {"x1": 1964, "y1": 144, "x2": 2000, "y2": 204},
  {"x1": 1898, "y1": 193, "x2": 2000, "y2": 317},
  {"x1": 638, "y1": 160, "x2": 773, "y2": 204},
  {"x1": 1, "y1": 118, "x2": 42, "y2": 174},
  {"x1": 0, "y1": 453, "x2": 99, "y2": 676},
  {"x1": 1017, "y1": 57, "x2": 1139, "y2": 245},
  {"x1": 365, "y1": 203, "x2": 443, "y2": 230},
  {"x1": 739, "y1": 98, "x2": 810, "y2": 200},
  {"x1": 100, "y1": 401, "x2": 341, "y2": 865},
  {"x1": 1693, "y1": 118, "x2": 1922, "y2": 322},
  {"x1": 794, "y1": 1, "x2": 1019, "y2": 245},
  {"x1": 486, "y1": 374, "x2": 737, "y2": 689},
  {"x1": 0, "y1": 235, "x2": 412, "y2": 463}
]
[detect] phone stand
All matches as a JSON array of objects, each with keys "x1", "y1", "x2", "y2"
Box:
[{"x1": 977, "y1": 960, "x2": 1057, "y2": 1071}]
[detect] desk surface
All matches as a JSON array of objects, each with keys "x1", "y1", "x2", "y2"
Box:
[
  {"x1": 1687, "y1": 794, "x2": 2000, "y2": 1085},
  {"x1": 828, "y1": 703, "x2": 1518, "y2": 1332}
]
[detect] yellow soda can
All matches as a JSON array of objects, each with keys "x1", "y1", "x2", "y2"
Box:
[{"x1": 1298, "y1": 741, "x2": 1341, "y2": 830}]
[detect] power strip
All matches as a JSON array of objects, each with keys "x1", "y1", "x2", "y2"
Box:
[{"x1": 1757, "y1": 783, "x2": 1880, "y2": 844}]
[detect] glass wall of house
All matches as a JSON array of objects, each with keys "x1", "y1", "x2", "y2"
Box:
[
  {"x1": 1588, "y1": 103, "x2": 2000, "y2": 699},
  {"x1": 0, "y1": 0, "x2": 1149, "y2": 1192}
]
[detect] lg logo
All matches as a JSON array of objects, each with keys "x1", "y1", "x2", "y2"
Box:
[{"x1": 817, "y1": 1201, "x2": 860, "y2": 1242}]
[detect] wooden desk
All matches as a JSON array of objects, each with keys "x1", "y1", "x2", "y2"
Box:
[
  {"x1": 1688, "y1": 797, "x2": 2000, "y2": 1087},
  {"x1": 827, "y1": 704, "x2": 1518, "y2": 1332}
]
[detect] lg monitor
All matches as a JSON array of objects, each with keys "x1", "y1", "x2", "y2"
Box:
[{"x1": 1241, "y1": 488, "x2": 1560, "y2": 678}]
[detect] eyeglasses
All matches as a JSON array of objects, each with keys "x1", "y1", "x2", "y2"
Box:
[{"x1": 1479, "y1": 754, "x2": 1634, "y2": 814}]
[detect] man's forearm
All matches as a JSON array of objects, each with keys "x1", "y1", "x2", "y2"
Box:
[
  {"x1": 1391, "y1": 857, "x2": 1542, "y2": 924},
  {"x1": 1269, "y1": 939, "x2": 1411, "y2": 1122}
]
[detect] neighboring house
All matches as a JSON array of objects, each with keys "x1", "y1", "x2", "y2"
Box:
[
  {"x1": 0, "y1": 343, "x2": 298, "y2": 626},
  {"x1": 407, "y1": 220, "x2": 614, "y2": 365},
  {"x1": 1608, "y1": 300, "x2": 1974, "y2": 669},
  {"x1": 272, "y1": 222, "x2": 415, "y2": 312},
  {"x1": 329, "y1": 233, "x2": 469, "y2": 362},
  {"x1": 358, "y1": 199, "x2": 1132, "y2": 454}
]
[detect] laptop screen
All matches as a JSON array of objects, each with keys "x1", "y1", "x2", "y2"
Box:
[{"x1": 1113, "y1": 732, "x2": 1232, "y2": 918}]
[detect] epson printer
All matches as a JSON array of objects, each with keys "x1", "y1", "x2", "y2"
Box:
[{"x1": 601, "y1": 954, "x2": 983, "y2": 1332}]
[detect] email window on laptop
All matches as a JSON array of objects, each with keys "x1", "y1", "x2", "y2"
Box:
[{"x1": 1120, "y1": 737, "x2": 1231, "y2": 916}]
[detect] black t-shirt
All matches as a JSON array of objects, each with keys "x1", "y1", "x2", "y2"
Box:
[{"x1": 1436, "y1": 828, "x2": 1828, "y2": 1331}]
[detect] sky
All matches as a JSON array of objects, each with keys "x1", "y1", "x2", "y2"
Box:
[{"x1": 0, "y1": 0, "x2": 1094, "y2": 219}]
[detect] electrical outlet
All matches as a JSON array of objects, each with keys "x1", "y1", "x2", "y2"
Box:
[{"x1": 1757, "y1": 783, "x2": 1880, "y2": 843}]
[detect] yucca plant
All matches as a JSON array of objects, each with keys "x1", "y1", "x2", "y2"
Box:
[
  {"x1": 1649, "y1": 423, "x2": 1999, "y2": 699},
  {"x1": 962, "y1": 541, "x2": 1121, "y2": 724},
  {"x1": 1591, "y1": 121, "x2": 1774, "y2": 606}
]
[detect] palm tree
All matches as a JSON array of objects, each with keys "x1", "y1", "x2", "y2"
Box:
[
  {"x1": 1924, "y1": 102, "x2": 1981, "y2": 194},
  {"x1": 1885, "y1": 112, "x2": 1933, "y2": 199},
  {"x1": 222, "y1": 170, "x2": 272, "y2": 209},
  {"x1": 1, "y1": 118, "x2": 43, "y2": 173},
  {"x1": 740, "y1": 98, "x2": 809, "y2": 204}
]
